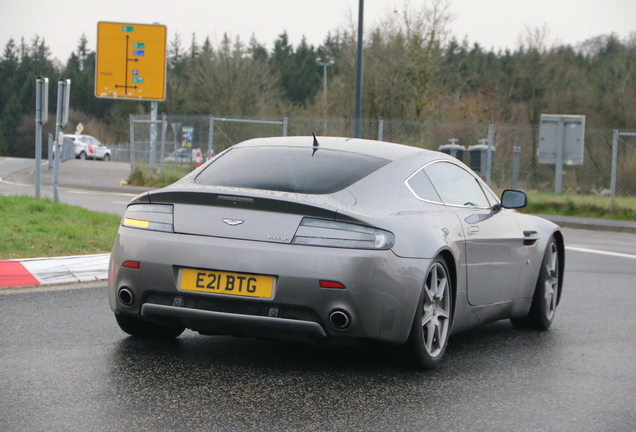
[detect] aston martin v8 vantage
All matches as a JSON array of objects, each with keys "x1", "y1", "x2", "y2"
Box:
[{"x1": 108, "y1": 136, "x2": 564, "y2": 369}]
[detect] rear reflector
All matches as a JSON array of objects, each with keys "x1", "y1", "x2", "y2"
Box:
[
  {"x1": 122, "y1": 261, "x2": 140, "y2": 269},
  {"x1": 319, "y1": 280, "x2": 346, "y2": 289}
]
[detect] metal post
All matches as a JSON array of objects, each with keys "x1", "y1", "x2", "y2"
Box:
[
  {"x1": 53, "y1": 132, "x2": 61, "y2": 203},
  {"x1": 48, "y1": 134, "x2": 53, "y2": 170},
  {"x1": 323, "y1": 63, "x2": 327, "y2": 97},
  {"x1": 353, "y1": 0, "x2": 364, "y2": 138},
  {"x1": 34, "y1": 77, "x2": 48, "y2": 198},
  {"x1": 554, "y1": 117, "x2": 565, "y2": 194},
  {"x1": 486, "y1": 121, "x2": 494, "y2": 186},
  {"x1": 378, "y1": 117, "x2": 384, "y2": 141},
  {"x1": 323, "y1": 63, "x2": 327, "y2": 136},
  {"x1": 512, "y1": 146, "x2": 521, "y2": 190},
  {"x1": 283, "y1": 115, "x2": 288, "y2": 137},
  {"x1": 160, "y1": 113, "x2": 166, "y2": 174},
  {"x1": 317, "y1": 58, "x2": 334, "y2": 135},
  {"x1": 53, "y1": 79, "x2": 70, "y2": 203},
  {"x1": 129, "y1": 114, "x2": 135, "y2": 172},
  {"x1": 149, "y1": 101, "x2": 158, "y2": 171},
  {"x1": 610, "y1": 129, "x2": 619, "y2": 212},
  {"x1": 208, "y1": 116, "x2": 215, "y2": 159}
]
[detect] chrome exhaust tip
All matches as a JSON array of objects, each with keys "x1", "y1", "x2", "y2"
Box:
[
  {"x1": 329, "y1": 310, "x2": 351, "y2": 329},
  {"x1": 118, "y1": 287, "x2": 134, "y2": 306}
]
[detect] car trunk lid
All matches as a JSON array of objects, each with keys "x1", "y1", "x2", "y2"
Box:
[{"x1": 147, "y1": 189, "x2": 350, "y2": 244}]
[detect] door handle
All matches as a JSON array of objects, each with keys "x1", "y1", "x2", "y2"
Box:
[{"x1": 468, "y1": 225, "x2": 479, "y2": 235}]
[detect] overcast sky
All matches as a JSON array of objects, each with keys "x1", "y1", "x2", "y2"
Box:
[{"x1": 1, "y1": 0, "x2": 635, "y2": 63}]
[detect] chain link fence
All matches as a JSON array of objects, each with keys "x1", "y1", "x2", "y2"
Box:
[{"x1": 114, "y1": 115, "x2": 635, "y2": 201}]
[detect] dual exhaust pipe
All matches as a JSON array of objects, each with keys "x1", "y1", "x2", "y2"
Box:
[
  {"x1": 119, "y1": 287, "x2": 351, "y2": 330},
  {"x1": 329, "y1": 310, "x2": 351, "y2": 329},
  {"x1": 117, "y1": 287, "x2": 134, "y2": 306}
]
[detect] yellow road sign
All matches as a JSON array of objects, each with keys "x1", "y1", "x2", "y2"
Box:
[{"x1": 95, "y1": 22, "x2": 167, "y2": 101}]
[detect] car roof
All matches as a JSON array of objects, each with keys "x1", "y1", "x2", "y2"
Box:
[{"x1": 233, "y1": 136, "x2": 428, "y2": 162}]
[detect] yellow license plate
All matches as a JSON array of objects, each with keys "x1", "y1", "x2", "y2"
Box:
[{"x1": 179, "y1": 268, "x2": 274, "y2": 299}]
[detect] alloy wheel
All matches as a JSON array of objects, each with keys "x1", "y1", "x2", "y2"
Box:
[{"x1": 421, "y1": 261, "x2": 451, "y2": 357}]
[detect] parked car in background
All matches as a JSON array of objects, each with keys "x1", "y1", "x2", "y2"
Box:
[
  {"x1": 164, "y1": 147, "x2": 206, "y2": 165},
  {"x1": 64, "y1": 134, "x2": 111, "y2": 161}
]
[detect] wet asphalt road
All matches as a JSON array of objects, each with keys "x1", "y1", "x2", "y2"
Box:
[{"x1": 1, "y1": 230, "x2": 636, "y2": 432}]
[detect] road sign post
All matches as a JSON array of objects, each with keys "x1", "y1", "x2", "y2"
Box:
[
  {"x1": 150, "y1": 101, "x2": 157, "y2": 171},
  {"x1": 34, "y1": 77, "x2": 49, "y2": 199},
  {"x1": 54, "y1": 79, "x2": 71, "y2": 203}
]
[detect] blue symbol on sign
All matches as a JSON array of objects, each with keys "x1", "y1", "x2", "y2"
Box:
[
  {"x1": 132, "y1": 70, "x2": 139, "y2": 76},
  {"x1": 133, "y1": 50, "x2": 145, "y2": 57}
]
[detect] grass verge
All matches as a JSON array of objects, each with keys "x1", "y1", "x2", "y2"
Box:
[
  {"x1": 126, "y1": 164, "x2": 192, "y2": 187},
  {"x1": 521, "y1": 192, "x2": 636, "y2": 221},
  {"x1": 0, "y1": 195, "x2": 121, "y2": 259}
]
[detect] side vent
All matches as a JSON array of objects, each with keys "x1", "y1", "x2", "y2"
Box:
[{"x1": 523, "y1": 230, "x2": 539, "y2": 246}]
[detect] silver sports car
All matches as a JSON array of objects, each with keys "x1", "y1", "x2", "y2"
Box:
[{"x1": 108, "y1": 136, "x2": 564, "y2": 369}]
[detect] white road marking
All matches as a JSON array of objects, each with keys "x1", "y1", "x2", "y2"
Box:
[
  {"x1": 566, "y1": 246, "x2": 636, "y2": 260},
  {"x1": 64, "y1": 189, "x2": 136, "y2": 197}
]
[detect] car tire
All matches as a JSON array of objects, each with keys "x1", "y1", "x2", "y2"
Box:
[
  {"x1": 115, "y1": 313, "x2": 185, "y2": 340},
  {"x1": 408, "y1": 257, "x2": 453, "y2": 369},
  {"x1": 511, "y1": 238, "x2": 560, "y2": 330},
  {"x1": 80, "y1": 151, "x2": 86, "y2": 160},
  {"x1": 103, "y1": 154, "x2": 110, "y2": 161}
]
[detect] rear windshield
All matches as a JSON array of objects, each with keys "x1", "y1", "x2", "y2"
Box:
[{"x1": 195, "y1": 146, "x2": 390, "y2": 194}]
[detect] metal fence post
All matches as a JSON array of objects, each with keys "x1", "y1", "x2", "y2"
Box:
[
  {"x1": 160, "y1": 113, "x2": 166, "y2": 174},
  {"x1": 512, "y1": 146, "x2": 521, "y2": 190},
  {"x1": 486, "y1": 121, "x2": 494, "y2": 186},
  {"x1": 283, "y1": 115, "x2": 288, "y2": 137},
  {"x1": 129, "y1": 114, "x2": 135, "y2": 173},
  {"x1": 208, "y1": 115, "x2": 215, "y2": 158},
  {"x1": 378, "y1": 117, "x2": 384, "y2": 141},
  {"x1": 554, "y1": 118, "x2": 565, "y2": 194},
  {"x1": 610, "y1": 129, "x2": 619, "y2": 211}
]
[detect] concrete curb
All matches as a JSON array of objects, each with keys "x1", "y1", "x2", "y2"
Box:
[{"x1": 0, "y1": 253, "x2": 109, "y2": 289}]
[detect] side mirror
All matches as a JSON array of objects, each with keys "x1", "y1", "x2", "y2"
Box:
[{"x1": 500, "y1": 189, "x2": 527, "y2": 209}]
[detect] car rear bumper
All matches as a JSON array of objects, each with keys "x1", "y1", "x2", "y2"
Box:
[
  {"x1": 142, "y1": 303, "x2": 327, "y2": 337},
  {"x1": 109, "y1": 226, "x2": 431, "y2": 344}
]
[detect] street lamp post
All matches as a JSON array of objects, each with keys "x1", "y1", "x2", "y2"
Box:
[{"x1": 316, "y1": 57, "x2": 335, "y2": 135}]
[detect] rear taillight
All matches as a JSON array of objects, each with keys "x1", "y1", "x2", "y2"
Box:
[
  {"x1": 292, "y1": 218, "x2": 394, "y2": 250},
  {"x1": 122, "y1": 204, "x2": 173, "y2": 233}
]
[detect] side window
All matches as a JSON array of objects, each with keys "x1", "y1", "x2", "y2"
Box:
[
  {"x1": 424, "y1": 162, "x2": 491, "y2": 207},
  {"x1": 406, "y1": 169, "x2": 442, "y2": 203}
]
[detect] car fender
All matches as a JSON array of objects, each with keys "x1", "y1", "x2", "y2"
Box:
[{"x1": 510, "y1": 213, "x2": 564, "y2": 301}]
